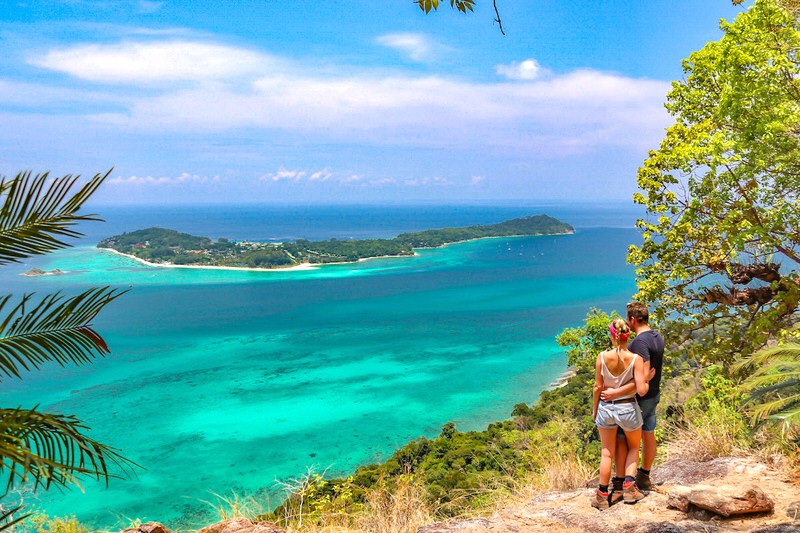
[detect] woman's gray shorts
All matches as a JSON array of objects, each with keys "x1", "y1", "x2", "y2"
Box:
[{"x1": 595, "y1": 401, "x2": 643, "y2": 432}]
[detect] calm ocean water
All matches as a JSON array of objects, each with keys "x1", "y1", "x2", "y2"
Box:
[{"x1": 0, "y1": 203, "x2": 642, "y2": 528}]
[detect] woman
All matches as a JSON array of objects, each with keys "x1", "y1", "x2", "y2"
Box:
[{"x1": 591, "y1": 318, "x2": 649, "y2": 510}]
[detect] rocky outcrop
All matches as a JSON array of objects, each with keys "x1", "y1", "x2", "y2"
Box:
[
  {"x1": 197, "y1": 518, "x2": 285, "y2": 533},
  {"x1": 417, "y1": 457, "x2": 800, "y2": 532},
  {"x1": 667, "y1": 486, "x2": 774, "y2": 517},
  {"x1": 120, "y1": 519, "x2": 285, "y2": 533},
  {"x1": 121, "y1": 523, "x2": 170, "y2": 533},
  {"x1": 21, "y1": 268, "x2": 65, "y2": 276}
]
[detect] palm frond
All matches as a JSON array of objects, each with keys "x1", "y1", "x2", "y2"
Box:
[
  {"x1": 751, "y1": 394, "x2": 800, "y2": 421},
  {"x1": 733, "y1": 343, "x2": 800, "y2": 372},
  {"x1": 0, "y1": 407, "x2": 135, "y2": 493},
  {"x1": 740, "y1": 372, "x2": 800, "y2": 394},
  {"x1": 0, "y1": 288, "x2": 125, "y2": 380},
  {"x1": 0, "y1": 170, "x2": 111, "y2": 265},
  {"x1": 738, "y1": 341, "x2": 800, "y2": 425},
  {"x1": 768, "y1": 406, "x2": 800, "y2": 424},
  {"x1": 0, "y1": 506, "x2": 29, "y2": 532}
]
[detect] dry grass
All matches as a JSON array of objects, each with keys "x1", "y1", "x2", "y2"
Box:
[
  {"x1": 536, "y1": 451, "x2": 593, "y2": 492},
  {"x1": 664, "y1": 412, "x2": 750, "y2": 462},
  {"x1": 353, "y1": 476, "x2": 435, "y2": 533},
  {"x1": 200, "y1": 490, "x2": 269, "y2": 521},
  {"x1": 274, "y1": 473, "x2": 435, "y2": 533}
]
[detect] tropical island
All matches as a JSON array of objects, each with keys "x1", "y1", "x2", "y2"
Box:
[{"x1": 96, "y1": 214, "x2": 574, "y2": 269}]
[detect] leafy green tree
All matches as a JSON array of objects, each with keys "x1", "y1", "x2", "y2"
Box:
[
  {"x1": 628, "y1": 0, "x2": 800, "y2": 363},
  {"x1": 555, "y1": 308, "x2": 619, "y2": 370},
  {"x1": 0, "y1": 171, "x2": 130, "y2": 523}
]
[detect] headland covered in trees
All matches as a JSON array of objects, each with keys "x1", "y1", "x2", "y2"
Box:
[{"x1": 96, "y1": 214, "x2": 574, "y2": 269}]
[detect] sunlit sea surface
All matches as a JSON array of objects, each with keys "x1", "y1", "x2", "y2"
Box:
[{"x1": 0, "y1": 203, "x2": 642, "y2": 528}]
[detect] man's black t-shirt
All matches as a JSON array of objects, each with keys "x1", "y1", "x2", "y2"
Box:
[{"x1": 628, "y1": 329, "x2": 665, "y2": 401}]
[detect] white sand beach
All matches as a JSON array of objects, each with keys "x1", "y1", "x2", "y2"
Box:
[{"x1": 100, "y1": 248, "x2": 320, "y2": 272}]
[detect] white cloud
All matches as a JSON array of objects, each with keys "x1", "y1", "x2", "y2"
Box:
[
  {"x1": 309, "y1": 168, "x2": 332, "y2": 181},
  {"x1": 30, "y1": 40, "x2": 273, "y2": 84},
  {"x1": 495, "y1": 59, "x2": 544, "y2": 80},
  {"x1": 26, "y1": 39, "x2": 670, "y2": 156},
  {"x1": 375, "y1": 33, "x2": 437, "y2": 62},
  {"x1": 138, "y1": 1, "x2": 164, "y2": 14},
  {"x1": 108, "y1": 172, "x2": 220, "y2": 185},
  {"x1": 369, "y1": 178, "x2": 396, "y2": 186},
  {"x1": 471, "y1": 175, "x2": 485, "y2": 185},
  {"x1": 340, "y1": 174, "x2": 362, "y2": 184},
  {"x1": 403, "y1": 176, "x2": 453, "y2": 187},
  {"x1": 260, "y1": 168, "x2": 307, "y2": 182}
]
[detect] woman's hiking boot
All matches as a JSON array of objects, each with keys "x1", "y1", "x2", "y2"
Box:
[
  {"x1": 623, "y1": 481, "x2": 645, "y2": 503},
  {"x1": 590, "y1": 489, "x2": 610, "y2": 510},
  {"x1": 635, "y1": 468, "x2": 653, "y2": 491},
  {"x1": 609, "y1": 477, "x2": 624, "y2": 505}
]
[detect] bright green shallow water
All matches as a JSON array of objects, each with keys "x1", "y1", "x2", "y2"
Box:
[{"x1": 0, "y1": 218, "x2": 638, "y2": 528}]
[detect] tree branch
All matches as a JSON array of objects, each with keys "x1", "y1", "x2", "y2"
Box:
[{"x1": 493, "y1": 0, "x2": 505, "y2": 35}]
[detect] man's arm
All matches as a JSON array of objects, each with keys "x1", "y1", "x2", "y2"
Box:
[{"x1": 599, "y1": 364, "x2": 655, "y2": 400}]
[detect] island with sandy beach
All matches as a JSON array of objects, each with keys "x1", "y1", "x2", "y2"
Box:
[{"x1": 96, "y1": 214, "x2": 574, "y2": 270}]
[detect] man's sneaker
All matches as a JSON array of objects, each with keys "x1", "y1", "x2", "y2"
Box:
[
  {"x1": 623, "y1": 481, "x2": 645, "y2": 504},
  {"x1": 609, "y1": 477, "x2": 624, "y2": 506},
  {"x1": 590, "y1": 489, "x2": 610, "y2": 510},
  {"x1": 635, "y1": 468, "x2": 653, "y2": 491}
]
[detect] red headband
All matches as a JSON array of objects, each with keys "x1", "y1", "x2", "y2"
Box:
[{"x1": 609, "y1": 322, "x2": 629, "y2": 341}]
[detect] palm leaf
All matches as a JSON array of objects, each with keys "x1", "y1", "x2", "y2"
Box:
[
  {"x1": 750, "y1": 394, "x2": 800, "y2": 421},
  {"x1": 742, "y1": 374, "x2": 800, "y2": 395},
  {"x1": 0, "y1": 407, "x2": 135, "y2": 493},
  {"x1": 0, "y1": 288, "x2": 125, "y2": 380},
  {"x1": 737, "y1": 341, "x2": 800, "y2": 425},
  {"x1": 733, "y1": 343, "x2": 800, "y2": 371},
  {"x1": 768, "y1": 406, "x2": 800, "y2": 424},
  {"x1": 0, "y1": 506, "x2": 29, "y2": 532},
  {"x1": 0, "y1": 170, "x2": 110, "y2": 265}
]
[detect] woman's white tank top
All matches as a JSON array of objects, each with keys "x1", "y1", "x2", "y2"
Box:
[{"x1": 601, "y1": 352, "x2": 637, "y2": 400}]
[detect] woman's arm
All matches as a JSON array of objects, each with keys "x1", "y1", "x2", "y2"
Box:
[
  {"x1": 633, "y1": 355, "x2": 650, "y2": 397},
  {"x1": 592, "y1": 353, "x2": 604, "y2": 419}
]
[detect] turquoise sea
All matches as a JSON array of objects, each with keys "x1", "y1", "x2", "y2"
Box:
[{"x1": 0, "y1": 203, "x2": 642, "y2": 528}]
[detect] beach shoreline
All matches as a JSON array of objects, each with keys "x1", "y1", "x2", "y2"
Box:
[
  {"x1": 99, "y1": 247, "x2": 422, "y2": 272},
  {"x1": 549, "y1": 367, "x2": 577, "y2": 389},
  {"x1": 100, "y1": 248, "x2": 319, "y2": 272}
]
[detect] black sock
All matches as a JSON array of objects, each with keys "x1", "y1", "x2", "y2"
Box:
[
  {"x1": 624, "y1": 475, "x2": 635, "y2": 484},
  {"x1": 599, "y1": 484, "x2": 609, "y2": 493},
  {"x1": 639, "y1": 468, "x2": 650, "y2": 475}
]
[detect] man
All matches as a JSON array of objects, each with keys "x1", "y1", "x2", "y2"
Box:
[{"x1": 600, "y1": 301, "x2": 664, "y2": 493}]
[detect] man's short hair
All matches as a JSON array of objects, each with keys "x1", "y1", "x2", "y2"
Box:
[{"x1": 627, "y1": 301, "x2": 649, "y2": 324}]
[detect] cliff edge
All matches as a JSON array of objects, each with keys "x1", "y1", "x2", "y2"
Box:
[
  {"x1": 419, "y1": 457, "x2": 799, "y2": 533},
  {"x1": 123, "y1": 456, "x2": 798, "y2": 533}
]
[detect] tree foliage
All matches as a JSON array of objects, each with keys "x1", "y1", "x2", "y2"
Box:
[
  {"x1": 0, "y1": 171, "x2": 131, "y2": 523},
  {"x1": 628, "y1": 0, "x2": 800, "y2": 363},
  {"x1": 415, "y1": 0, "x2": 504, "y2": 35},
  {"x1": 555, "y1": 308, "x2": 619, "y2": 371}
]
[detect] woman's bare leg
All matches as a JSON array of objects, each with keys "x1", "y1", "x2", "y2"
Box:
[
  {"x1": 623, "y1": 428, "x2": 642, "y2": 478},
  {"x1": 598, "y1": 427, "x2": 619, "y2": 486}
]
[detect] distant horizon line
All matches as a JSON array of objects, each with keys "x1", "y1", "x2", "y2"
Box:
[{"x1": 86, "y1": 199, "x2": 644, "y2": 208}]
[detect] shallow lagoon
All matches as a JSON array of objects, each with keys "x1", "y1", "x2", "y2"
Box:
[{"x1": 0, "y1": 205, "x2": 639, "y2": 527}]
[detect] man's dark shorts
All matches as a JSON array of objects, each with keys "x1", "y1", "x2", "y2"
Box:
[
  {"x1": 638, "y1": 393, "x2": 660, "y2": 433},
  {"x1": 616, "y1": 393, "x2": 660, "y2": 436}
]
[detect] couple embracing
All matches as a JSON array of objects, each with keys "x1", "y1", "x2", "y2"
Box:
[{"x1": 591, "y1": 302, "x2": 665, "y2": 509}]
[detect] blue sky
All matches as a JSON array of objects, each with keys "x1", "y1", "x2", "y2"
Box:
[{"x1": 1, "y1": 0, "x2": 746, "y2": 205}]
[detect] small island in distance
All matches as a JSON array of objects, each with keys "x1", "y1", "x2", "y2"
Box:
[{"x1": 97, "y1": 214, "x2": 574, "y2": 270}]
